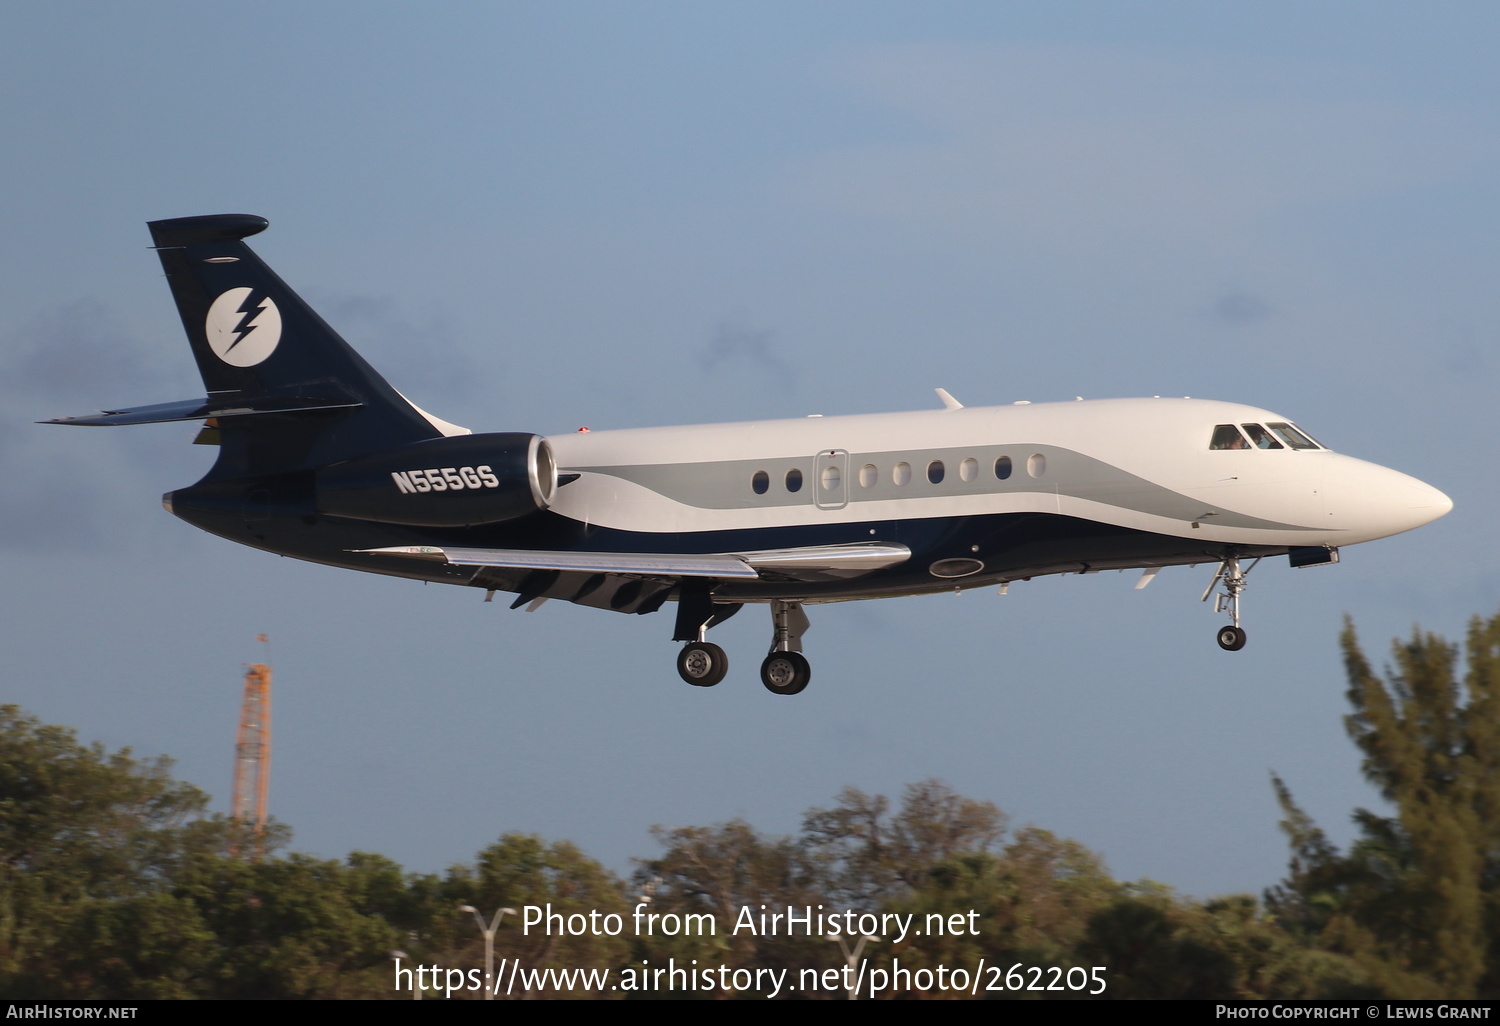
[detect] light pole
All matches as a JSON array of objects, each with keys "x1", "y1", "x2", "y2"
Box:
[
  {"x1": 458, "y1": 905, "x2": 517, "y2": 1000},
  {"x1": 829, "y1": 933, "x2": 879, "y2": 1000},
  {"x1": 389, "y1": 949, "x2": 420, "y2": 1000}
]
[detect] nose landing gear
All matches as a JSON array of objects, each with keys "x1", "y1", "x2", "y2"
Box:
[
  {"x1": 1203, "y1": 556, "x2": 1259, "y2": 651},
  {"x1": 1216, "y1": 625, "x2": 1247, "y2": 652}
]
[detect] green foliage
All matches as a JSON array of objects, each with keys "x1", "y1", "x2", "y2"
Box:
[
  {"x1": 4, "y1": 699, "x2": 1395, "y2": 1000},
  {"x1": 0, "y1": 705, "x2": 216, "y2": 894},
  {"x1": 634, "y1": 782, "x2": 1334, "y2": 1000},
  {"x1": 179, "y1": 853, "x2": 406, "y2": 998},
  {"x1": 1269, "y1": 612, "x2": 1500, "y2": 998},
  {"x1": 801, "y1": 779, "x2": 1007, "y2": 907},
  {"x1": 0, "y1": 704, "x2": 230, "y2": 996},
  {"x1": 33, "y1": 894, "x2": 217, "y2": 999},
  {"x1": 1193, "y1": 896, "x2": 1372, "y2": 999},
  {"x1": 434, "y1": 835, "x2": 632, "y2": 997},
  {"x1": 634, "y1": 818, "x2": 825, "y2": 978},
  {"x1": 877, "y1": 826, "x2": 1122, "y2": 989},
  {"x1": 988, "y1": 828, "x2": 1121, "y2": 964},
  {"x1": 1077, "y1": 892, "x2": 1237, "y2": 999}
]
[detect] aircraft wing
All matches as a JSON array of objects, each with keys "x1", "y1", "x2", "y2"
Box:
[{"x1": 354, "y1": 542, "x2": 910, "y2": 581}]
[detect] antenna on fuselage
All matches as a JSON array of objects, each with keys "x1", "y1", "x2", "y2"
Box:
[{"x1": 934, "y1": 388, "x2": 964, "y2": 410}]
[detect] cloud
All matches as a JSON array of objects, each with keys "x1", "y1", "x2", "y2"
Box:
[
  {"x1": 0, "y1": 300, "x2": 191, "y2": 549},
  {"x1": 7, "y1": 299, "x2": 156, "y2": 402},
  {"x1": 1442, "y1": 339, "x2": 1494, "y2": 380},
  {"x1": 1214, "y1": 291, "x2": 1271, "y2": 325},
  {"x1": 698, "y1": 321, "x2": 796, "y2": 383},
  {"x1": 310, "y1": 293, "x2": 476, "y2": 402},
  {"x1": 0, "y1": 471, "x2": 114, "y2": 549}
]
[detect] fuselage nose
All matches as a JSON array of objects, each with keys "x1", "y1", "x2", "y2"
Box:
[{"x1": 1325, "y1": 456, "x2": 1452, "y2": 542}]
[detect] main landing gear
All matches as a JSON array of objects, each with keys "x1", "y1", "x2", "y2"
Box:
[
  {"x1": 760, "y1": 600, "x2": 811, "y2": 696},
  {"x1": 1202, "y1": 555, "x2": 1259, "y2": 651},
  {"x1": 673, "y1": 581, "x2": 740, "y2": 688},
  {"x1": 760, "y1": 652, "x2": 810, "y2": 695},
  {"x1": 677, "y1": 642, "x2": 729, "y2": 687},
  {"x1": 672, "y1": 592, "x2": 814, "y2": 695}
]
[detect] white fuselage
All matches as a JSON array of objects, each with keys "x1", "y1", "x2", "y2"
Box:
[{"x1": 544, "y1": 397, "x2": 1450, "y2": 551}]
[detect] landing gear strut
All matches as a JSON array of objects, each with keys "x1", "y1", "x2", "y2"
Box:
[
  {"x1": 673, "y1": 582, "x2": 740, "y2": 687},
  {"x1": 1202, "y1": 555, "x2": 1259, "y2": 651},
  {"x1": 760, "y1": 600, "x2": 811, "y2": 695}
]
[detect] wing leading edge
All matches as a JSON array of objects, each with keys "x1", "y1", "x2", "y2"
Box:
[{"x1": 354, "y1": 541, "x2": 910, "y2": 582}]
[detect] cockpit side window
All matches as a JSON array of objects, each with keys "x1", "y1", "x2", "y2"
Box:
[
  {"x1": 1241, "y1": 424, "x2": 1284, "y2": 449},
  {"x1": 1210, "y1": 424, "x2": 1250, "y2": 450},
  {"x1": 1266, "y1": 422, "x2": 1320, "y2": 450}
]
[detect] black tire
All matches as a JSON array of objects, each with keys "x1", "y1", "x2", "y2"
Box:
[
  {"x1": 760, "y1": 651, "x2": 811, "y2": 695},
  {"x1": 677, "y1": 642, "x2": 728, "y2": 687},
  {"x1": 1217, "y1": 625, "x2": 1247, "y2": 651}
]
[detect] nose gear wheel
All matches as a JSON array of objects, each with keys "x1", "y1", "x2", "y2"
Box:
[
  {"x1": 1202, "y1": 555, "x2": 1259, "y2": 652},
  {"x1": 1216, "y1": 625, "x2": 1247, "y2": 651}
]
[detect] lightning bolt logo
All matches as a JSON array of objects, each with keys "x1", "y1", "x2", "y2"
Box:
[
  {"x1": 206, "y1": 287, "x2": 283, "y2": 367},
  {"x1": 227, "y1": 293, "x2": 270, "y2": 352}
]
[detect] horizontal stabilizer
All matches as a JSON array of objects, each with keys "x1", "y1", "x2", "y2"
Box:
[{"x1": 43, "y1": 394, "x2": 363, "y2": 427}]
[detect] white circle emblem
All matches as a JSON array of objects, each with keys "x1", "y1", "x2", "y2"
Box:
[{"x1": 205, "y1": 287, "x2": 282, "y2": 367}]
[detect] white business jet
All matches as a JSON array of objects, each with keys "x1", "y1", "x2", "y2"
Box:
[{"x1": 47, "y1": 216, "x2": 1452, "y2": 695}]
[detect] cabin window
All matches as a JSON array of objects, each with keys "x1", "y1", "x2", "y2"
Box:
[
  {"x1": 927, "y1": 460, "x2": 945, "y2": 484},
  {"x1": 858, "y1": 464, "x2": 877, "y2": 488},
  {"x1": 893, "y1": 462, "x2": 912, "y2": 486},
  {"x1": 821, "y1": 464, "x2": 841, "y2": 492},
  {"x1": 1266, "y1": 422, "x2": 1321, "y2": 450},
  {"x1": 752, "y1": 470, "x2": 770, "y2": 494},
  {"x1": 1027, "y1": 453, "x2": 1046, "y2": 478},
  {"x1": 1241, "y1": 424, "x2": 1283, "y2": 449},
  {"x1": 959, "y1": 457, "x2": 978, "y2": 482},
  {"x1": 1210, "y1": 424, "x2": 1250, "y2": 450},
  {"x1": 786, "y1": 468, "x2": 803, "y2": 492},
  {"x1": 995, "y1": 456, "x2": 1012, "y2": 480}
]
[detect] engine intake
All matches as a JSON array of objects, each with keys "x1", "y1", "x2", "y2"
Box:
[{"x1": 315, "y1": 432, "x2": 555, "y2": 527}]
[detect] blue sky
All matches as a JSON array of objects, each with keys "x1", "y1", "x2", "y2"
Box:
[{"x1": 2, "y1": 2, "x2": 1497, "y2": 900}]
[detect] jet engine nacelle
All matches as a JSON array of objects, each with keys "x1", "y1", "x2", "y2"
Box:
[{"x1": 315, "y1": 432, "x2": 556, "y2": 527}]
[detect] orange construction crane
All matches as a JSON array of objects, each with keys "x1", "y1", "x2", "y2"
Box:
[{"x1": 230, "y1": 661, "x2": 272, "y2": 858}]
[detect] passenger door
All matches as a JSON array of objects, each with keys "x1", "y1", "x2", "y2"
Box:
[{"x1": 815, "y1": 449, "x2": 849, "y2": 510}]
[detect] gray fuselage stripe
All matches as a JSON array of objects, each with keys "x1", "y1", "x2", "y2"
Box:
[{"x1": 568, "y1": 443, "x2": 1316, "y2": 531}]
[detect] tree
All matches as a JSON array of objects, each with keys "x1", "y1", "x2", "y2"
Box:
[
  {"x1": 1268, "y1": 613, "x2": 1500, "y2": 998},
  {"x1": 172, "y1": 852, "x2": 406, "y2": 999},
  {"x1": 0, "y1": 704, "x2": 234, "y2": 996},
  {"x1": 884, "y1": 827, "x2": 1122, "y2": 982},
  {"x1": 1077, "y1": 892, "x2": 1237, "y2": 999},
  {"x1": 800, "y1": 779, "x2": 1006, "y2": 908},
  {"x1": 435, "y1": 834, "x2": 631, "y2": 998},
  {"x1": 988, "y1": 827, "x2": 1121, "y2": 966},
  {"x1": 0, "y1": 705, "x2": 219, "y2": 892},
  {"x1": 633, "y1": 819, "x2": 826, "y2": 986},
  {"x1": 0, "y1": 705, "x2": 404, "y2": 999}
]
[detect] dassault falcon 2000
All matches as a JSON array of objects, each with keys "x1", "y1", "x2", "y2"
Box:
[{"x1": 48, "y1": 215, "x2": 1452, "y2": 695}]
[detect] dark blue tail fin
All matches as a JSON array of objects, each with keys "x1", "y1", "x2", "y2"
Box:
[{"x1": 143, "y1": 214, "x2": 456, "y2": 479}]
